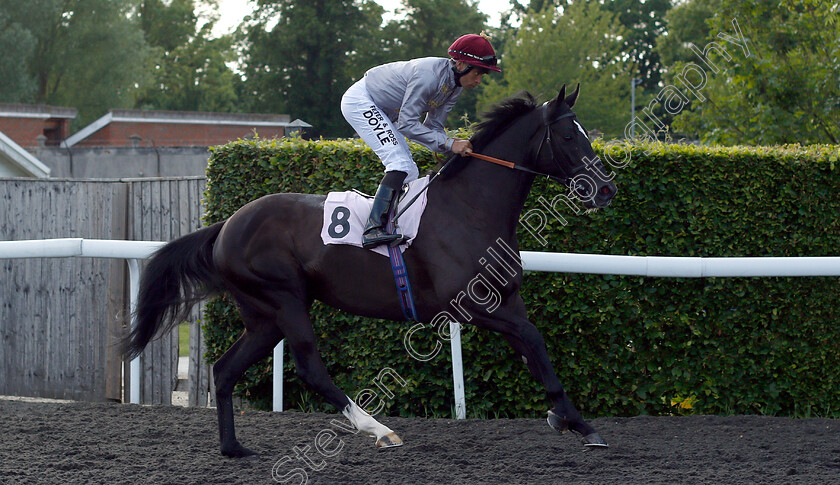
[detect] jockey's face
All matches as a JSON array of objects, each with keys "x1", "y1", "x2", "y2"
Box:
[{"x1": 457, "y1": 63, "x2": 488, "y2": 90}]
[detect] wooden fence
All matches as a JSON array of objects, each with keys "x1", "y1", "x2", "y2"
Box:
[{"x1": 0, "y1": 177, "x2": 211, "y2": 406}]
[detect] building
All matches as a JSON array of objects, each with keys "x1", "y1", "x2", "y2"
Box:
[
  {"x1": 0, "y1": 104, "x2": 78, "y2": 150},
  {"x1": 0, "y1": 105, "x2": 311, "y2": 178},
  {"x1": 64, "y1": 109, "x2": 309, "y2": 148},
  {"x1": 0, "y1": 130, "x2": 51, "y2": 178}
]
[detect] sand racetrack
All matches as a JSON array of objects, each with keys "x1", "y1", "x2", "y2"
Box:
[{"x1": 1, "y1": 397, "x2": 839, "y2": 484}]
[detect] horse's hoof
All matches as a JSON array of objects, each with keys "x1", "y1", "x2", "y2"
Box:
[
  {"x1": 376, "y1": 432, "x2": 403, "y2": 448},
  {"x1": 576, "y1": 430, "x2": 609, "y2": 448},
  {"x1": 548, "y1": 411, "x2": 609, "y2": 448},
  {"x1": 221, "y1": 443, "x2": 259, "y2": 459},
  {"x1": 546, "y1": 410, "x2": 569, "y2": 433}
]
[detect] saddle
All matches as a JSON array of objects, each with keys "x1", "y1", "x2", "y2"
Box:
[{"x1": 320, "y1": 176, "x2": 430, "y2": 258}]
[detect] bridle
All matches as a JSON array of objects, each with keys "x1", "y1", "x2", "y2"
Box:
[
  {"x1": 534, "y1": 103, "x2": 582, "y2": 184},
  {"x1": 396, "y1": 103, "x2": 596, "y2": 219},
  {"x1": 470, "y1": 102, "x2": 594, "y2": 189}
]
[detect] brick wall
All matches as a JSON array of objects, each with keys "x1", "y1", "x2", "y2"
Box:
[
  {"x1": 0, "y1": 104, "x2": 74, "y2": 148},
  {"x1": 0, "y1": 118, "x2": 47, "y2": 148},
  {"x1": 74, "y1": 122, "x2": 287, "y2": 148}
]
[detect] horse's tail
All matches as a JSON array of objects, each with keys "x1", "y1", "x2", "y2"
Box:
[{"x1": 122, "y1": 222, "x2": 226, "y2": 360}]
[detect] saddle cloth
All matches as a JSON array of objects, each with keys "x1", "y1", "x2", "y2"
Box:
[{"x1": 320, "y1": 176, "x2": 430, "y2": 257}]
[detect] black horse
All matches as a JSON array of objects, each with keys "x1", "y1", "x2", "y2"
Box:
[{"x1": 124, "y1": 85, "x2": 617, "y2": 458}]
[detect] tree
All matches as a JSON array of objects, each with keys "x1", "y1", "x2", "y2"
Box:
[
  {"x1": 239, "y1": 0, "x2": 383, "y2": 137},
  {"x1": 0, "y1": 10, "x2": 36, "y2": 102},
  {"x1": 342, "y1": 0, "x2": 389, "y2": 76},
  {"x1": 601, "y1": 0, "x2": 670, "y2": 87},
  {"x1": 140, "y1": 0, "x2": 198, "y2": 51},
  {"x1": 510, "y1": 0, "x2": 558, "y2": 16},
  {"x1": 385, "y1": 0, "x2": 488, "y2": 61},
  {"x1": 511, "y1": 1, "x2": 671, "y2": 86},
  {"x1": 373, "y1": 0, "x2": 489, "y2": 127},
  {"x1": 668, "y1": 0, "x2": 840, "y2": 145},
  {"x1": 655, "y1": 0, "x2": 718, "y2": 68},
  {"x1": 479, "y1": 2, "x2": 631, "y2": 138},
  {"x1": 2, "y1": 0, "x2": 153, "y2": 127},
  {"x1": 136, "y1": 0, "x2": 239, "y2": 113},
  {"x1": 637, "y1": 0, "x2": 720, "y2": 136}
]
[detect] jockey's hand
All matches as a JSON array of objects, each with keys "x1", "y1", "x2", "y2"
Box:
[{"x1": 451, "y1": 139, "x2": 473, "y2": 156}]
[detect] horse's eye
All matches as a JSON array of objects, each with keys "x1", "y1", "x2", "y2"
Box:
[{"x1": 563, "y1": 134, "x2": 573, "y2": 141}]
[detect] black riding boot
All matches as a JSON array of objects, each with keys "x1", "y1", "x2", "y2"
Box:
[{"x1": 362, "y1": 171, "x2": 407, "y2": 249}]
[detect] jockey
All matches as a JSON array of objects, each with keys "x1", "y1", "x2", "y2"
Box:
[{"x1": 341, "y1": 33, "x2": 501, "y2": 249}]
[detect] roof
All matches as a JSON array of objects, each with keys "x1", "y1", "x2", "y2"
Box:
[
  {"x1": 0, "y1": 130, "x2": 51, "y2": 178},
  {"x1": 65, "y1": 109, "x2": 313, "y2": 147},
  {"x1": 0, "y1": 104, "x2": 77, "y2": 120}
]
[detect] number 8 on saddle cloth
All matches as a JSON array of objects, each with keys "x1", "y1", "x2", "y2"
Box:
[{"x1": 320, "y1": 176, "x2": 431, "y2": 258}]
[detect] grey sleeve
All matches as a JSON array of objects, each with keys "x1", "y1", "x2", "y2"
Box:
[
  {"x1": 396, "y1": 67, "x2": 452, "y2": 153},
  {"x1": 423, "y1": 95, "x2": 459, "y2": 152}
]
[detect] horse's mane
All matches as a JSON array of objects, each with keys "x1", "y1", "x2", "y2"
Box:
[
  {"x1": 470, "y1": 91, "x2": 539, "y2": 151},
  {"x1": 438, "y1": 91, "x2": 538, "y2": 179}
]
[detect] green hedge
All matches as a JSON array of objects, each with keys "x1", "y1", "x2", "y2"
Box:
[{"x1": 202, "y1": 136, "x2": 840, "y2": 418}]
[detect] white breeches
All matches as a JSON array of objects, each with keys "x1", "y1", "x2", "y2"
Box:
[{"x1": 340, "y1": 78, "x2": 419, "y2": 182}]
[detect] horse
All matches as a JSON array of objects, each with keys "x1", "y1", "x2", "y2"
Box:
[{"x1": 123, "y1": 84, "x2": 617, "y2": 458}]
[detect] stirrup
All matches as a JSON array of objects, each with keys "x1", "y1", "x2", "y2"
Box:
[
  {"x1": 362, "y1": 231, "x2": 404, "y2": 249},
  {"x1": 388, "y1": 234, "x2": 409, "y2": 247}
]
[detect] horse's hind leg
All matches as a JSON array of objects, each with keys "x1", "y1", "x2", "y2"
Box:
[
  {"x1": 213, "y1": 309, "x2": 282, "y2": 458},
  {"x1": 277, "y1": 294, "x2": 403, "y2": 448}
]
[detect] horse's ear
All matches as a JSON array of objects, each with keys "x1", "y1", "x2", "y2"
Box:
[
  {"x1": 565, "y1": 83, "x2": 580, "y2": 108},
  {"x1": 555, "y1": 84, "x2": 567, "y2": 105}
]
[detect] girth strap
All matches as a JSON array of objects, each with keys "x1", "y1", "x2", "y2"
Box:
[{"x1": 385, "y1": 196, "x2": 419, "y2": 321}]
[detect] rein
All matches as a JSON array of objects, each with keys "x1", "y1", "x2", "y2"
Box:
[
  {"x1": 469, "y1": 151, "x2": 564, "y2": 183},
  {"x1": 394, "y1": 105, "x2": 581, "y2": 220},
  {"x1": 469, "y1": 108, "x2": 579, "y2": 185}
]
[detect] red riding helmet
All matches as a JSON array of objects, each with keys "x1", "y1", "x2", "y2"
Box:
[{"x1": 448, "y1": 34, "x2": 501, "y2": 72}]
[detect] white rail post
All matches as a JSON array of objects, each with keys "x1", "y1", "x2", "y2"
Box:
[
  {"x1": 450, "y1": 320, "x2": 466, "y2": 419},
  {"x1": 127, "y1": 258, "x2": 142, "y2": 405},
  {"x1": 273, "y1": 339, "x2": 284, "y2": 412}
]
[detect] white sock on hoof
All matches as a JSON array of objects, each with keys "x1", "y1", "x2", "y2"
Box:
[{"x1": 342, "y1": 397, "x2": 394, "y2": 440}]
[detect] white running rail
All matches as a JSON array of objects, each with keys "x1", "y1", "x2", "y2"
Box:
[
  {"x1": 3, "y1": 238, "x2": 840, "y2": 415},
  {"x1": 521, "y1": 251, "x2": 840, "y2": 277},
  {"x1": 0, "y1": 238, "x2": 164, "y2": 404}
]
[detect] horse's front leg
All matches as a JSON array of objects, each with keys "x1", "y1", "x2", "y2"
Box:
[{"x1": 471, "y1": 299, "x2": 608, "y2": 448}]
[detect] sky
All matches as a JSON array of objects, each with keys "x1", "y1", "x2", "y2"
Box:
[{"x1": 212, "y1": 0, "x2": 515, "y2": 36}]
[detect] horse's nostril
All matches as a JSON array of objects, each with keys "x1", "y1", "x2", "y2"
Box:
[{"x1": 600, "y1": 186, "x2": 612, "y2": 195}]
